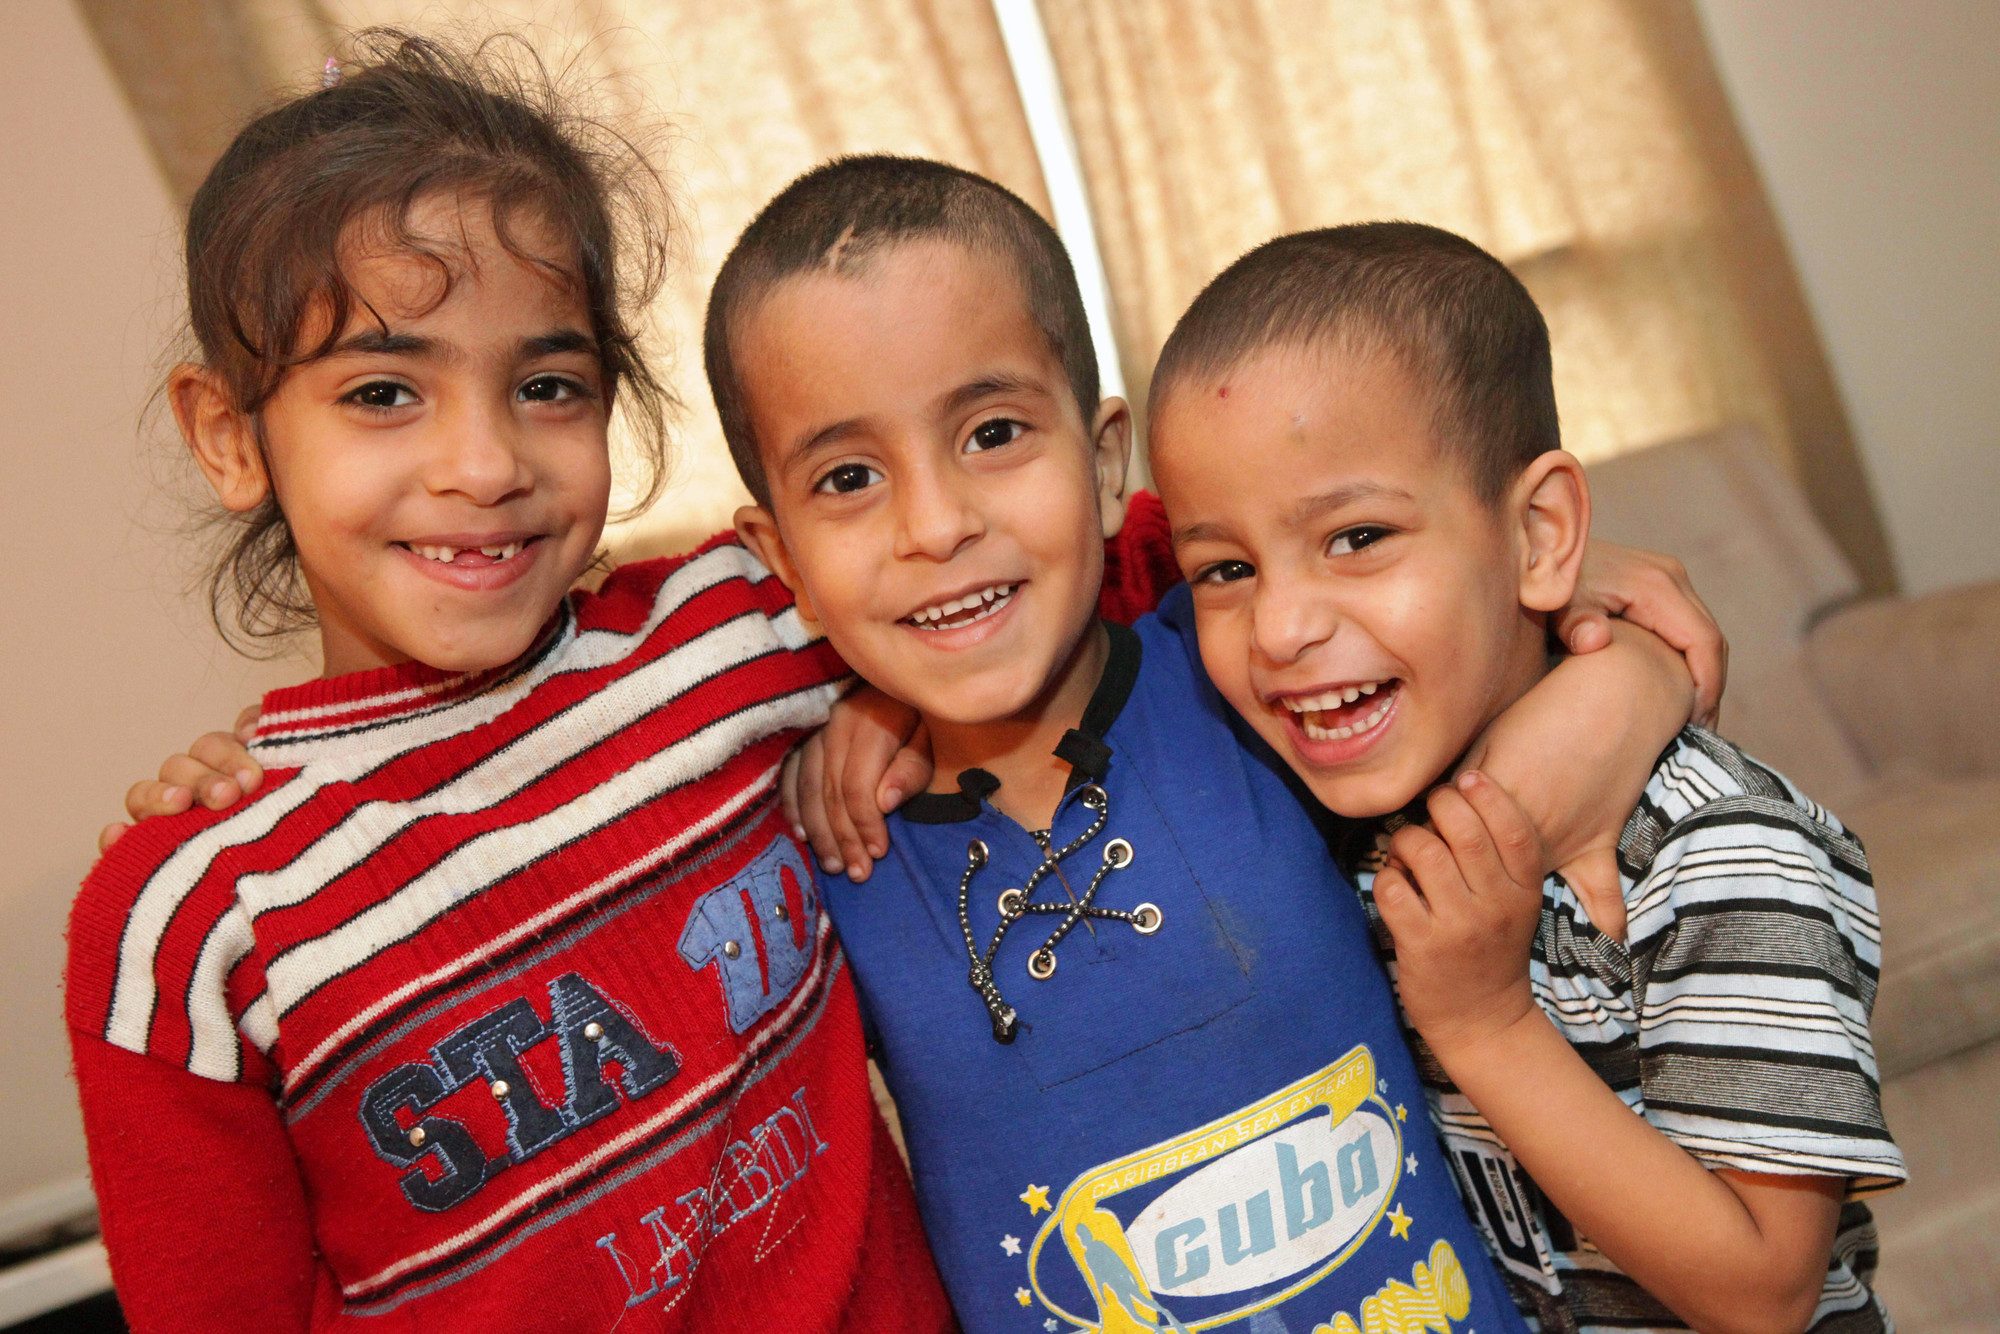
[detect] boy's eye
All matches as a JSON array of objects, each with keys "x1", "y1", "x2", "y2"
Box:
[
  {"x1": 347, "y1": 381, "x2": 417, "y2": 411},
  {"x1": 518, "y1": 374, "x2": 586, "y2": 403},
  {"x1": 1327, "y1": 525, "x2": 1392, "y2": 556},
  {"x1": 965, "y1": 418, "x2": 1026, "y2": 453},
  {"x1": 815, "y1": 463, "x2": 885, "y2": 495},
  {"x1": 1196, "y1": 560, "x2": 1256, "y2": 584}
]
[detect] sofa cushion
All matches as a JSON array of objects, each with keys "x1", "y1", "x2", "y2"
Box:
[
  {"x1": 1841, "y1": 773, "x2": 2000, "y2": 1078},
  {"x1": 1870, "y1": 1035, "x2": 2000, "y2": 1329},
  {"x1": 1809, "y1": 581, "x2": 2000, "y2": 779},
  {"x1": 1586, "y1": 427, "x2": 1874, "y2": 802}
]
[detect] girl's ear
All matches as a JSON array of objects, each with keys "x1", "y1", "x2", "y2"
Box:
[
  {"x1": 1513, "y1": 450, "x2": 1591, "y2": 614},
  {"x1": 1091, "y1": 395, "x2": 1134, "y2": 539},
  {"x1": 171, "y1": 365, "x2": 269, "y2": 513},
  {"x1": 734, "y1": 504, "x2": 821, "y2": 630}
]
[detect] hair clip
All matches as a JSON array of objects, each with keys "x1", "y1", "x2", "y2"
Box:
[{"x1": 321, "y1": 57, "x2": 343, "y2": 89}]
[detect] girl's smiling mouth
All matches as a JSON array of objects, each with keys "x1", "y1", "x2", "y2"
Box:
[{"x1": 394, "y1": 534, "x2": 544, "y2": 589}]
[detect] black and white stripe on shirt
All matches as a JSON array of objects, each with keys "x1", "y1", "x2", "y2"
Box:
[{"x1": 1352, "y1": 727, "x2": 1906, "y2": 1334}]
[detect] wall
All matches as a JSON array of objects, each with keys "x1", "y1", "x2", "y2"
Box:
[
  {"x1": 0, "y1": 3, "x2": 306, "y2": 1209},
  {"x1": 1696, "y1": 0, "x2": 2000, "y2": 595}
]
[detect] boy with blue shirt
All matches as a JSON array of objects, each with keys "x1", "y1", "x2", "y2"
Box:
[{"x1": 716, "y1": 157, "x2": 1706, "y2": 1334}]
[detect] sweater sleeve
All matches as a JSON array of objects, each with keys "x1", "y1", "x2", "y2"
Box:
[
  {"x1": 71, "y1": 1032, "x2": 326, "y2": 1332},
  {"x1": 1098, "y1": 491, "x2": 1184, "y2": 626}
]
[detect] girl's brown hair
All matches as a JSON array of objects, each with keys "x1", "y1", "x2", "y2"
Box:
[{"x1": 183, "y1": 28, "x2": 676, "y2": 650}]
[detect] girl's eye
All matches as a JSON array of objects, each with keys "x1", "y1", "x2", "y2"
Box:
[
  {"x1": 1196, "y1": 560, "x2": 1256, "y2": 585},
  {"x1": 815, "y1": 463, "x2": 885, "y2": 496},
  {"x1": 1327, "y1": 525, "x2": 1392, "y2": 556},
  {"x1": 518, "y1": 374, "x2": 586, "y2": 404},
  {"x1": 347, "y1": 381, "x2": 417, "y2": 411},
  {"x1": 965, "y1": 418, "x2": 1026, "y2": 453}
]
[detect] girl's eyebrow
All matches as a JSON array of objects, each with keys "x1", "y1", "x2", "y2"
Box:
[
  {"x1": 334, "y1": 329, "x2": 431, "y2": 356},
  {"x1": 523, "y1": 327, "x2": 598, "y2": 357}
]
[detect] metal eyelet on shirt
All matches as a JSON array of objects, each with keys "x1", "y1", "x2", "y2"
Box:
[
  {"x1": 583, "y1": 1022, "x2": 604, "y2": 1042},
  {"x1": 722, "y1": 940, "x2": 742, "y2": 959},
  {"x1": 953, "y1": 784, "x2": 1161, "y2": 1041},
  {"x1": 490, "y1": 1081, "x2": 510, "y2": 1099},
  {"x1": 408, "y1": 1127, "x2": 427, "y2": 1148}
]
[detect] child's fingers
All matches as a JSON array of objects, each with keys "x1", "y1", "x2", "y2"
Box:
[
  {"x1": 233, "y1": 703, "x2": 262, "y2": 743},
  {"x1": 1418, "y1": 787, "x2": 1513, "y2": 905},
  {"x1": 1388, "y1": 821, "x2": 1471, "y2": 919},
  {"x1": 876, "y1": 720, "x2": 931, "y2": 815},
  {"x1": 1370, "y1": 864, "x2": 1432, "y2": 944},
  {"x1": 818, "y1": 730, "x2": 874, "y2": 881},
  {"x1": 1451, "y1": 771, "x2": 1544, "y2": 891},
  {"x1": 835, "y1": 718, "x2": 905, "y2": 863},
  {"x1": 794, "y1": 735, "x2": 844, "y2": 873},
  {"x1": 1551, "y1": 605, "x2": 1613, "y2": 657},
  {"x1": 190, "y1": 731, "x2": 263, "y2": 798},
  {"x1": 124, "y1": 779, "x2": 193, "y2": 823},
  {"x1": 159, "y1": 753, "x2": 241, "y2": 812},
  {"x1": 780, "y1": 747, "x2": 807, "y2": 840},
  {"x1": 98, "y1": 822, "x2": 129, "y2": 855}
]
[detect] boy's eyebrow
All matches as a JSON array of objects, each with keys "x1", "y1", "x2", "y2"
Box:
[
  {"x1": 938, "y1": 372, "x2": 1047, "y2": 417},
  {"x1": 1289, "y1": 480, "x2": 1413, "y2": 524},
  {"x1": 1171, "y1": 480, "x2": 1414, "y2": 548}
]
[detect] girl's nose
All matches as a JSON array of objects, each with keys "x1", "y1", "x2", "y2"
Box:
[{"x1": 427, "y1": 399, "x2": 533, "y2": 505}]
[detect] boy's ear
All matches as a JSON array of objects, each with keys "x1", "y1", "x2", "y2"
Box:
[
  {"x1": 734, "y1": 504, "x2": 822, "y2": 630},
  {"x1": 1091, "y1": 396, "x2": 1134, "y2": 539},
  {"x1": 171, "y1": 364, "x2": 269, "y2": 513},
  {"x1": 1513, "y1": 450, "x2": 1591, "y2": 614}
]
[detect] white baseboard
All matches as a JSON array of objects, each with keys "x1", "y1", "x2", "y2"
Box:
[
  {"x1": 0, "y1": 1240, "x2": 112, "y2": 1326},
  {"x1": 0, "y1": 1177, "x2": 95, "y2": 1252}
]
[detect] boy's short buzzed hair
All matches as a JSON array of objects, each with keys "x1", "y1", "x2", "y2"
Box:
[
  {"x1": 1150, "y1": 222, "x2": 1559, "y2": 504},
  {"x1": 705, "y1": 154, "x2": 1099, "y2": 505}
]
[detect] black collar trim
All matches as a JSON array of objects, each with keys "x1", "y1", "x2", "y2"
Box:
[{"x1": 900, "y1": 620, "x2": 1142, "y2": 825}]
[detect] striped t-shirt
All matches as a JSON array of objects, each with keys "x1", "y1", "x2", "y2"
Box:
[{"x1": 1351, "y1": 727, "x2": 1906, "y2": 1333}]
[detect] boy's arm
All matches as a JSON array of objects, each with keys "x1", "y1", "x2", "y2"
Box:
[
  {"x1": 1374, "y1": 779, "x2": 1842, "y2": 1334},
  {"x1": 72, "y1": 1033, "x2": 323, "y2": 1331},
  {"x1": 1467, "y1": 620, "x2": 1692, "y2": 931}
]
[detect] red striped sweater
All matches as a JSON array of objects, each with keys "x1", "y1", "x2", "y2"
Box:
[{"x1": 67, "y1": 539, "x2": 953, "y2": 1332}]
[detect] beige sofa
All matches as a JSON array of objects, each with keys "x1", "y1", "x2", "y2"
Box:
[{"x1": 1587, "y1": 428, "x2": 2000, "y2": 1332}]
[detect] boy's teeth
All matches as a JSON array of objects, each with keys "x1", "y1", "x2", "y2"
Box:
[
  {"x1": 1288, "y1": 683, "x2": 1396, "y2": 743},
  {"x1": 910, "y1": 584, "x2": 1015, "y2": 628},
  {"x1": 1282, "y1": 681, "x2": 1391, "y2": 713}
]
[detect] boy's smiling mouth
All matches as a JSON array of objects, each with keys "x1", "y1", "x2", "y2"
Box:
[
  {"x1": 904, "y1": 582, "x2": 1018, "y2": 632},
  {"x1": 1272, "y1": 678, "x2": 1403, "y2": 755}
]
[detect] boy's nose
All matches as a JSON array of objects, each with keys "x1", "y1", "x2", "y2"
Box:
[
  {"x1": 892, "y1": 458, "x2": 984, "y2": 561},
  {"x1": 1250, "y1": 578, "x2": 1340, "y2": 665}
]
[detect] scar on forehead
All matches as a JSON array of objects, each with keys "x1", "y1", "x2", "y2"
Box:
[{"x1": 821, "y1": 223, "x2": 858, "y2": 269}]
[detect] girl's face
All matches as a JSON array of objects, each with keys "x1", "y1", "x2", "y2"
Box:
[{"x1": 252, "y1": 197, "x2": 613, "y2": 676}]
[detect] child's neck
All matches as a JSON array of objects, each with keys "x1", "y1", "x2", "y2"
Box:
[{"x1": 922, "y1": 620, "x2": 1111, "y2": 830}]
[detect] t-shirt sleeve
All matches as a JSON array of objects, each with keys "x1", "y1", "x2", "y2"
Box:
[
  {"x1": 1098, "y1": 491, "x2": 1184, "y2": 625},
  {"x1": 1628, "y1": 799, "x2": 1905, "y2": 1193}
]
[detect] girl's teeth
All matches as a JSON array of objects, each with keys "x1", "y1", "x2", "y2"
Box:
[{"x1": 413, "y1": 542, "x2": 523, "y2": 564}]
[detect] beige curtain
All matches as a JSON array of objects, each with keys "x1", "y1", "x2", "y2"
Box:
[
  {"x1": 78, "y1": 0, "x2": 1890, "y2": 585},
  {"x1": 79, "y1": 0, "x2": 1046, "y2": 559},
  {"x1": 1038, "y1": 0, "x2": 1892, "y2": 589}
]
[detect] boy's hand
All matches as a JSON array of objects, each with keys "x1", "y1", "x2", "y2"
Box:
[
  {"x1": 1372, "y1": 771, "x2": 1545, "y2": 1056},
  {"x1": 780, "y1": 686, "x2": 930, "y2": 882},
  {"x1": 1557, "y1": 541, "x2": 1726, "y2": 728},
  {"x1": 99, "y1": 706, "x2": 263, "y2": 853}
]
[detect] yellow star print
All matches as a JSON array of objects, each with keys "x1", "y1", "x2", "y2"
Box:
[
  {"x1": 1016, "y1": 1287, "x2": 1033, "y2": 1307},
  {"x1": 1395, "y1": 1103, "x2": 1407, "y2": 1122},
  {"x1": 1387, "y1": 1204, "x2": 1413, "y2": 1239},
  {"x1": 1020, "y1": 1183, "x2": 1052, "y2": 1215}
]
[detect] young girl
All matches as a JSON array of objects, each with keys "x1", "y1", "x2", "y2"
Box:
[{"x1": 64, "y1": 34, "x2": 957, "y2": 1332}]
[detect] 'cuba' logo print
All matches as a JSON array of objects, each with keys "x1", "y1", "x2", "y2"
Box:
[{"x1": 1026, "y1": 1046, "x2": 1402, "y2": 1332}]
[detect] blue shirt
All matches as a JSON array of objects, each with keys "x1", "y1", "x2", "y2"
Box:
[{"x1": 821, "y1": 588, "x2": 1525, "y2": 1334}]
